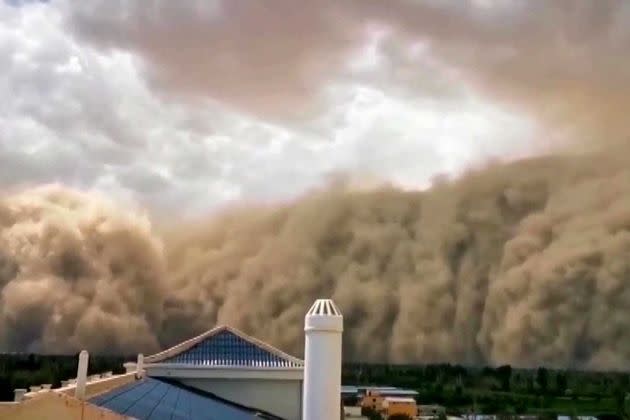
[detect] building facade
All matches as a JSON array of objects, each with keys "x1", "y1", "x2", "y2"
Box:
[
  {"x1": 4, "y1": 298, "x2": 346, "y2": 420},
  {"x1": 382, "y1": 396, "x2": 417, "y2": 418},
  {"x1": 143, "y1": 325, "x2": 304, "y2": 420}
]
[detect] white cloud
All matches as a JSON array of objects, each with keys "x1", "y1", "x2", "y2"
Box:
[{"x1": 0, "y1": 1, "x2": 540, "y2": 217}]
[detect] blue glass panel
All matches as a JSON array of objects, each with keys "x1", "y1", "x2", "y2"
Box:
[
  {"x1": 89, "y1": 377, "x2": 276, "y2": 419},
  {"x1": 162, "y1": 330, "x2": 301, "y2": 368}
]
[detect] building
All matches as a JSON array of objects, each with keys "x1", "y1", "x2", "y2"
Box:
[
  {"x1": 418, "y1": 404, "x2": 446, "y2": 416},
  {"x1": 142, "y1": 325, "x2": 304, "y2": 420},
  {"x1": 0, "y1": 298, "x2": 345, "y2": 420},
  {"x1": 382, "y1": 396, "x2": 417, "y2": 418},
  {"x1": 362, "y1": 388, "x2": 386, "y2": 412},
  {"x1": 359, "y1": 387, "x2": 419, "y2": 414}
]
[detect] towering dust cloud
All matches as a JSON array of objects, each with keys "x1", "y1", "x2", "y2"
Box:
[
  {"x1": 2, "y1": 0, "x2": 629, "y2": 370},
  {"x1": 2, "y1": 149, "x2": 630, "y2": 370},
  {"x1": 0, "y1": 187, "x2": 166, "y2": 354}
]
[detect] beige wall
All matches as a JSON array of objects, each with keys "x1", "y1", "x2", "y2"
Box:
[
  {"x1": 57, "y1": 372, "x2": 137, "y2": 399},
  {"x1": 0, "y1": 373, "x2": 138, "y2": 420},
  {"x1": 0, "y1": 392, "x2": 124, "y2": 420},
  {"x1": 180, "y1": 377, "x2": 303, "y2": 420}
]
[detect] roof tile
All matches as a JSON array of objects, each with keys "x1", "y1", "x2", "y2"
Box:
[{"x1": 147, "y1": 326, "x2": 303, "y2": 368}]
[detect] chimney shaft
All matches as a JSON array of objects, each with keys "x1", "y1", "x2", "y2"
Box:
[
  {"x1": 75, "y1": 350, "x2": 89, "y2": 400},
  {"x1": 302, "y1": 299, "x2": 343, "y2": 420}
]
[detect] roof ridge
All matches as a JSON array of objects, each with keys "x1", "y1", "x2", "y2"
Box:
[
  {"x1": 222, "y1": 325, "x2": 304, "y2": 366},
  {"x1": 145, "y1": 325, "x2": 225, "y2": 363},
  {"x1": 145, "y1": 325, "x2": 303, "y2": 366}
]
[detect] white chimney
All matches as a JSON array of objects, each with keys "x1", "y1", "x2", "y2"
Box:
[
  {"x1": 75, "y1": 350, "x2": 89, "y2": 400},
  {"x1": 14, "y1": 389, "x2": 27, "y2": 402},
  {"x1": 302, "y1": 299, "x2": 343, "y2": 420}
]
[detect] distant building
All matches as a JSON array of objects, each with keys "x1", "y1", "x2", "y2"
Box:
[
  {"x1": 357, "y1": 387, "x2": 419, "y2": 415},
  {"x1": 418, "y1": 404, "x2": 446, "y2": 416},
  {"x1": 142, "y1": 325, "x2": 304, "y2": 420},
  {"x1": 362, "y1": 388, "x2": 386, "y2": 412},
  {"x1": 382, "y1": 396, "x2": 417, "y2": 418}
]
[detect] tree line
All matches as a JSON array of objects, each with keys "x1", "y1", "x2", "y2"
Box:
[
  {"x1": 342, "y1": 363, "x2": 630, "y2": 419},
  {"x1": 1, "y1": 355, "x2": 628, "y2": 418}
]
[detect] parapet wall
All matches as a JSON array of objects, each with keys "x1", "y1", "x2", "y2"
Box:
[{"x1": 0, "y1": 391, "x2": 125, "y2": 420}]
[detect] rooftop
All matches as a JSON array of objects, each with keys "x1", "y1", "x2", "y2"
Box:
[
  {"x1": 373, "y1": 389, "x2": 418, "y2": 396},
  {"x1": 344, "y1": 386, "x2": 419, "y2": 397},
  {"x1": 384, "y1": 396, "x2": 417, "y2": 403},
  {"x1": 145, "y1": 325, "x2": 303, "y2": 368}
]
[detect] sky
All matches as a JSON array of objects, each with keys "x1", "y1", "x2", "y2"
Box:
[
  {"x1": 2, "y1": 0, "x2": 630, "y2": 367},
  {"x1": 0, "y1": 0, "x2": 599, "y2": 217}
]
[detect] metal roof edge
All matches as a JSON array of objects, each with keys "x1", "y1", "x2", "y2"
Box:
[
  {"x1": 145, "y1": 326, "x2": 226, "y2": 363},
  {"x1": 146, "y1": 363, "x2": 304, "y2": 371}
]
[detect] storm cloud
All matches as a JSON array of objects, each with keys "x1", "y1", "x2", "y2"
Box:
[
  {"x1": 2, "y1": 148, "x2": 630, "y2": 370},
  {"x1": 0, "y1": 0, "x2": 629, "y2": 370},
  {"x1": 65, "y1": 0, "x2": 630, "y2": 145}
]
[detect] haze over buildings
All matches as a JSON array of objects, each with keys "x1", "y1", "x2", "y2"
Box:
[{"x1": 0, "y1": 0, "x2": 630, "y2": 370}]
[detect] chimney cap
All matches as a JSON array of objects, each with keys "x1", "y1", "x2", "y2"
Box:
[
  {"x1": 307, "y1": 299, "x2": 342, "y2": 317},
  {"x1": 305, "y1": 299, "x2": 343, "y2": 332}
]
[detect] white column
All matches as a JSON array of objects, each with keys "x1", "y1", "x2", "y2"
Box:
[
  {"x1": 136, "y1": 353, "x2": 144, "y2": 378},
  {"x1": 302, "y1": 299, "x2": 343, "y2": 420},
  {"x1": 14, "y1": 389, "x2": 27, "y2": 402},
  {"x1": 75, "y1": 350, "x2": 89, "y2": 400}
]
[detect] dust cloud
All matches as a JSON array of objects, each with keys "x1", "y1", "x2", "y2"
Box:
[
  {"x1": 1, "y1": 148, "x2": 630, "y2": 370},
  {"x1": 0, "y1": 187, "x2": 166, "y2": 354},
  {"x1": 1, "y1": 0, "x2": 629, "y2": 369}
]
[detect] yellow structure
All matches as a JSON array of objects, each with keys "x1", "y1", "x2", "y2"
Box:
[
  {"x1": 361, "y1": 389, "x2": 385, "y2": 412},
  {"x1": 382, "y1": 396, "x2": 417, "y2": 418}
]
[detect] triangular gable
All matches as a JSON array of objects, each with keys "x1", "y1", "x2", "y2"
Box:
[{"x1": 145, "y1": 326, "x2": 303, "y2": 368}]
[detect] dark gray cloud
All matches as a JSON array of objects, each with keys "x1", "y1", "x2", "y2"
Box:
[
  {"x1": 1, "y1": 0, "x2": 531, "y2": 218},
  {"x1": 65, "y1": 0, "x2": 360, "y2": 120},
  {"x1": 64, "y1": 0, "x2": 630, "y2": 144}
]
